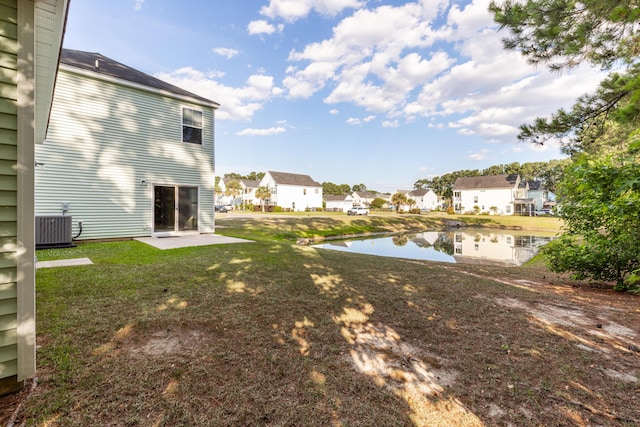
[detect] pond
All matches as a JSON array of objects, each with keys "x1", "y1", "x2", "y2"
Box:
[{"x1": 313, "y1": 228, "x2": 554, "y2": 266}]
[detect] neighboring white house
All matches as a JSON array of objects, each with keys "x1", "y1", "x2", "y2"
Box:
[
  {"x1": 351, "y1": 191, "x2": 378, "y2": 207},
  {"x1": 324, "y1": 194, "x2": 354, "y2": 212},
  {"x1": 241, "y1": 179, "x2": 260, "y2": 206},
  {"x1": 35, "y1": 49, "x2": 219, "y2": 240},
  {"x1": 259, "y1": 171, "x2": 323, "y2": 211},
  {"x1": 407, "y1": 188, "x2": 439, "y2": 211},
  {"x1": 0, "y1": 0, "x2": 70, "y2": 395},
  {"x1": 452, "y1": 174, "x2": 534, "y2": 215}
]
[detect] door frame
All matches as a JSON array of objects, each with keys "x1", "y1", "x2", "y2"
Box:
[{"x1": 151, "y1": 183, "x2": 201, "y2": 237}]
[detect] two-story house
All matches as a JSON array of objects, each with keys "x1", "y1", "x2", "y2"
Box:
[
  {"x1": 259, "y1": 171, "x2": 323, "y2": 211},
  {"x1": 35, "y1": 49, "x2": 219, "y2": 240},
  {"x1": 452, "y1": 174, "x2": 534, "y2": 215},
  {"x1": 407, "y1": 188, "x2": 439, "y2": 211},
  {"x1": 526, "y1": 180, "x2": 555, "y2": 211}
]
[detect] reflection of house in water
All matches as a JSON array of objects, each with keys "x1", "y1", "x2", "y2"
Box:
[
  {"x1": 411, "y1": 231, "x2": 440, "y2": 247},
  {"x1": 327, "y1": 240, "x2": 353, "y2": 248},
  {"x1": 453, "y1": 231, "x2": 552, "y2": 266}
]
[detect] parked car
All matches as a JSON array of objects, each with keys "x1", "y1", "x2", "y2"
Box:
[
  {"x1": 534, "y1": 208, "x2": 552, "y2": 216},
  {"x1": 224, "y1": 204, "x2": 234, "y2": 211},
  {"x1": 347, "y1": 206, "x2": 369, "y2": 216},
  {"x1": 215, "y1": 205, "x2": 228, "y2": 213}
]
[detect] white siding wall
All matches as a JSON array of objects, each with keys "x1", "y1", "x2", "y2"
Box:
[
  {"x1": 276, "y1": 185, "x2": 322, "y2": 211},
  {"x1": 35, "y1": 69, "x2": 215, "y2": 240},
  {"x1": 459, "y1": 189, "x2": 514, "y2": 215},
  {"x1": 260, "y1": 173, "x2": 322, "y2": 211},
  {"x1": 410, "y1": 190, "x2": 439, "y2": 211}
]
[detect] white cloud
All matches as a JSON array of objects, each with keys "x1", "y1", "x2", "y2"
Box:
[
  {"x1": 363, "y1": 115, "x2": 376, "y2": 122},
  {"x1": 468, "y1": 149, "x2": 489, "y2": 161},
  {"x1": 346, "y1": 117, "x2": 360, "y2": 125},
  {"x1": 282, "y1": 0, "x2": 603, "y2": 144},
  {"x1": 155, "y1": 68, "x2": 280, "y2": 121},
  {"x1": 236, "y1": 127, "x2": 287, "y2": 136},
  {"x1": 247, "y1": 20, "x2": 283, "y2": 35},
  {"x1": 134, "y1": 0, "x2": 144, "y2": 11},
  {"x1": 382, "y1": 120, "x2": 399, "y2": 128},
  {"x1": 260, "y1": 0, "x2": 364, "y2": 22},
  {"x1": 212, "y1": 47, "x2": 239, "y2": 59},
  {"x1": 329, "y1": 109, "x2": 339, "y2": 115}
]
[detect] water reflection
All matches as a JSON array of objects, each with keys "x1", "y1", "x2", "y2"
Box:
[{"x1": 314, "y1": 229, "x2": 553, "y2": 266}]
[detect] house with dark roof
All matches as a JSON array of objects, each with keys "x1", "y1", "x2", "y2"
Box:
[
  {"x1": 35, "y1": 49, "x2": 219, "y2": 239},
  {"x1": 526, "y1": 180, "x2": 554, "y2": 211},
  {"x1": 452, "y1": 174, "x2": 534, "y2": 215},
  {"x1": 259, "y1": 171, "x2": 323, "y2": 211},
  {"x1": 1, "y1": 0, "x2": 70, "y2": 395}
]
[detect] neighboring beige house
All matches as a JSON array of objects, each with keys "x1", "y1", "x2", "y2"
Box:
[
  {"x1": 35, "y1": 49, "x2": 219, "y2": 240},
  {"x1": 0, "y1": 0, "x2": 69, "y2": 395},
  {"x1": 452, "y1": 174, "x2": 534, "y2": 215},
  {"x1": 324, "y1": 194, "x2": 354, "y2": 212},
  {"x1": 259, "y1": 171, "x2": 323, "y2": 211}
]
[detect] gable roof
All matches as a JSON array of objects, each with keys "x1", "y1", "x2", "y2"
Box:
[
  {"x1": 452, "y1": 174, "x2": 519, "y2": 190},
  {"x1": 408, "y1": 189, "x2": 432, "y2": 197},
  {"x1": 353, "y1": 191, "x2": 378, "y2": 199},
  {"x1": 60, "y1": 49, "x2": 219, "y2": 108},
  {"x1": 241, "y1": 179, "x2": 260, "y2": 188},
  {"x1": 267, "y1": 171, "x2": 321, "y2": 187}
]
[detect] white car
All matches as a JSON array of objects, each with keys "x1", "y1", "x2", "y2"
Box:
[{"x1": 347, "y1": 206, "x2": 369, "y2": 216}]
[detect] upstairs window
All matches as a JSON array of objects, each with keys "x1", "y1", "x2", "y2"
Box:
[{"x1": 182, "y1": 108, "x2": 203, "y2": 144}]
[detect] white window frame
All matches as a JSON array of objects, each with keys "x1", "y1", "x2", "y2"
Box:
[{"x1": 182, "y1": 107, "x2": 203, "y2": 145}]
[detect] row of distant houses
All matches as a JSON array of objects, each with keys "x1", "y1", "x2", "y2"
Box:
[
  {"x1": 218, "y1": 173, "x2": 554, "y2": 215},
  {"x1": 0, "y1": 1, "x2": 555, "y2": 394}
]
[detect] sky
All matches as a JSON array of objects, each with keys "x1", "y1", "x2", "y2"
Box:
[{"x1": 62, "y1": 0, "x2": 605, "y2": 193}]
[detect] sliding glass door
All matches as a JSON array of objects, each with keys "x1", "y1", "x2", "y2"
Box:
[{"x1": 154, "y1": 185, "x2": 198, "y2": 234}]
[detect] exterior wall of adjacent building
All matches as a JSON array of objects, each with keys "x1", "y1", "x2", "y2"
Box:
[
  {"x1": 0, "y1": 0, "x2": 22, "y2": 392},
  {"x1": 35, "y1": 67, "x2": 216, "y2": 239},
  {"x1": 1, "y1": 0, "x2": 68, "y2": 394}
]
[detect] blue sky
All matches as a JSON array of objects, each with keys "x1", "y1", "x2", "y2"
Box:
[{"x1": 62, "y1": 0, "x2": 604, "y2": 193}]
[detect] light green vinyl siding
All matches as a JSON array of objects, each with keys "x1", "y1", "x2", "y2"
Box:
[
  {"x1": 0, "y1": 0, "x2": 18, "y2": 381},
  {"x1": 35, "y1": 69, "x2": 215, "y2": 239}
]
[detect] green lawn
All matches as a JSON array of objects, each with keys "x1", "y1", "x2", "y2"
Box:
[{"x1": 4, "y1": 214, "x2": 638, "y2": 426}]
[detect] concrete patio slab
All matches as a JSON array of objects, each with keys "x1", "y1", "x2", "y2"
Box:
[
  {"x1": 134, "y1": 233, "x2": 253, "y2": 250},
  {"x1": 37, "y1": 258, "x2": 94, "y2": 269}
]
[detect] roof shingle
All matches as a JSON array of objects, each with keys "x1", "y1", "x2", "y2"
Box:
[
  {"x1": 60, "y1": 49, "x2": 219, "y2": 107},
  {"x1": 267, "y1": 171, "x2": 321, "y2": 187},
  {"x1": 452, "y1": 174, "x2": 519, "y2": 190}
]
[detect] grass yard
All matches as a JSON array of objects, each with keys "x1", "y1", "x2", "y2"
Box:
[{"x1": 2, "y1": 214, "x2": 639, "y2": 426}]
